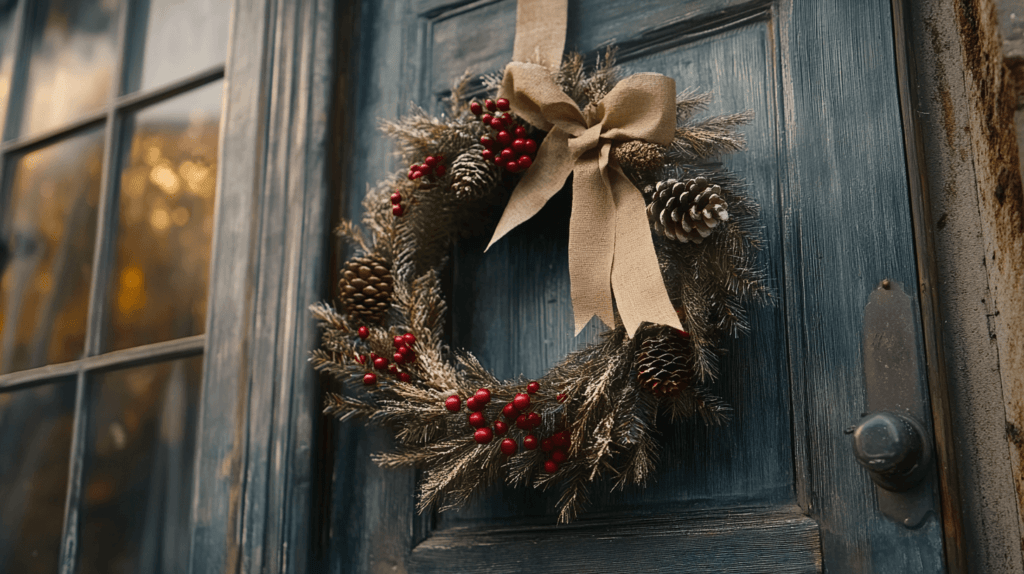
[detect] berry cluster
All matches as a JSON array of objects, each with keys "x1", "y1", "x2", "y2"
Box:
[
  {"x1": 407, "y1": 155, "x2": 446, "y2": 181},
  {"x1": 443, "y1": 380, "x2": 566, "y2": 473},
  {"x1": 356, "y1": 327, "x2": 416, "y2": 385},
  {"x1": 470, "y1": 98, "x2": 538, "y2": 174}
]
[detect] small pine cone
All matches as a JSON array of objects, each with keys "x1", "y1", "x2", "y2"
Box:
[
  {"x1": 339, "y1": 254, "x2": 394, "y2": 324},
  {"x1": 450, "y1": 144, "x2": 501, "y2": 198},
  {"x1": 611, "y1": 141, "x2": 666, "y2": 173},
  {"x1": 636, "y1": 327, "x2": 694, "y2": 398},
  {"x1": 643, "y1": 177, "x2": 730, "y2": 244}
]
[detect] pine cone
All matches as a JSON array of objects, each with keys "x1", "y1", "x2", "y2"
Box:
[
  {"x1": 450, "y1": 145, "x2": 501, "y2": 199},
  {"x1": 636, "y1": 327, "x2": 693, "y2": 397},
  {"x1": 611, "y1": 141, "x2": 666, "y2": 173},
  {"x1": 643, "y1": 177, "x2": 730, "y2": 244},
  {"x1": 339, "y1": 254, "x2": 394, "y2": 324}
]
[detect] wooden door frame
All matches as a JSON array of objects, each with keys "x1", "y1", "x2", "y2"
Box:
[{"x1": 187, "y1": 1, "x2": 340, "y2": 573}]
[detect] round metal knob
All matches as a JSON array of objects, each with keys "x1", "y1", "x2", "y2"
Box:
[{"x1": 851, "y1": 412, "x2": 930, "y2": 491}]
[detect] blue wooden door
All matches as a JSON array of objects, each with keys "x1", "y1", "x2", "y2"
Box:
[{"x1": 328, "y1": 1, "x2": 949, "y2": 572}]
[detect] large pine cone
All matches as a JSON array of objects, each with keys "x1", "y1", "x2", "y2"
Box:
[
  {"x1": 636, "y1": 327, "x2": 694, "y2": 398},
  {"x1": 339, "y1": 254, "x2": 394, "y2": 324},
  {"x1": 644, "y1": 177, "x2": 729, "y2": 244},
  {"x1": 450, "y1": 145, "x2": 500, "y2": 199}
]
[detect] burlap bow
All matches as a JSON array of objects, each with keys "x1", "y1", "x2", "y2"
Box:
[{"x1": 486, "y1": 62, "x2": 683, "y2": 337}]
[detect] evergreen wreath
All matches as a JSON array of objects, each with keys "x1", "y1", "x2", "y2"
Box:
[{"x1": 312, "y1": 49, "x2": 769, "y2": 523}]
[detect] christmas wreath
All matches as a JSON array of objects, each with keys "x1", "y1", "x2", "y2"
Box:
[{"x1": 312, "y1": 2, "x2": 768, "y2": 524}]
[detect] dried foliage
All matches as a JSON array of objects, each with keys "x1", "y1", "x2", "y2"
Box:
[{"x1": 312, "y1": 49, "x2": 767, "y2": 523}]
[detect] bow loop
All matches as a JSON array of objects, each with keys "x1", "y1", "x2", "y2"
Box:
[{"x1": 488, "y1": 61, "x2": 683, "y2": 336}]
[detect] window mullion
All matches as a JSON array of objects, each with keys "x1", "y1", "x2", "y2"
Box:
[
  {"x1": 1, "y1": 0, "x2": 31, "y2": 143},
  {"x1": 57, "y1": 2, "x2": 134, "y2": 572}
]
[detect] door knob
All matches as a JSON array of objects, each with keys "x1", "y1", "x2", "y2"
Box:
[{"x1": 851, "y1": 411, "x2": 931, "y2": 492}]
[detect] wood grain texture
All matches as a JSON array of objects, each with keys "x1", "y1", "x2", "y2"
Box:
[
  {"x1": 189, "y1": 1, "x2": 336, "y2": 573},
  {"x1": 414, "y1": 506, "x2": 821, "y2": 574}
]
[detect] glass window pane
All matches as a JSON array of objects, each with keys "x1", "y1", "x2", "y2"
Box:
[
  {"x1": 124, "y1": 0, "x2": 230, "y2": 93},
  {"x1": 0, "y1": 129, "x2": 104, "y2": 374},
  {"x1": 0, "y1": 0, "x2": 22, "y2": 135},
  {"x1": 0, "y1": 379, "x2": 76, "y2": 574},
  {"x1": 80, "y1": 356, "x2": 202, "y2": 574},
  {"x1": 105, "y1": 81, "x2": 221, "y2": 351},
  {"x1": 20, "y1": 0, "x2": 122, "y2": 137}
]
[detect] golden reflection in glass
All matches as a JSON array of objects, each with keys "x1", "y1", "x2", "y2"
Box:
[
  {"x1": 0, "y1": 0, "x2": 21, "y2": 134},
  {"x1": 125, "y1": 0, "x2": 231, "y2": 93},
  {"x1": 80, "y1": 357, "x2": 201, "y2": 574},
  {"x1": 0, "y1": 380, "x2": 76, "y2": 574},
  {"x1": 20, "y1": 0, "x2": 122, "y2": 137},
  {"x1": 0, "y1": 129, "x2": 104, "y2": 374},
  {"x1": 105, "y1": 80, "x2": 221, "y2": 352}
]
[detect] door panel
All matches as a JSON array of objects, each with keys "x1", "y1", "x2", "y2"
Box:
[{"x1": 329, "y1": 0, "x2": 948, "y2": 572}]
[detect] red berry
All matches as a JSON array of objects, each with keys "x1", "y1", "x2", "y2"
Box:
[
  {"x1": 496, "y1": 130, "x2": 512, "y2": 145},
  {"x1": 474, "y1": 388, "x2": 491, "y2": 404},
  {"x1": 392, "y1": 353, "x2": 404, "y2": 364},
  {"x1": 390, "y1": 192, "x2": 402, "y2": 204},
  {"x1": 494, "y1": 420, "x2": 509, "y2": 435},
  {"x1": 425, "y1": 156, "x2": 438, "y2": 167},
  {"x1": 500, "y1": 148, "x2": 514, "y2": 161},
  {"x1": 552, "y1": 431, "x2": 569, "y2": 449},
  {"x1": 399, "y1": 372, "x2": 411, "y2": 383},
  {"x1": 410, "y1": 170, "x2": 423, "y2": 180},
  {"x1": 514, "y1": 126, "x2": 527, "y2": 138},
  {"x1": 357, "y1": 354, "x2": 367, "y2": 364},
  {"x1": 524, "y1": 139, "x2": 538, "y2": 154},
  {"x1": 474, "y1": 427, "x2": 494, "y2": 444},
  {"x1": 395, "y1": 345, "x2": 409, "y2": 357},
  {"x1": 494, "y1": 155, "x2": 504, "y2": 165},
  {"x1": 435, "y1": 165, "x2": 446, "y2": 177},
  {"x1": 470, "y1": 101, "x2": 483, "y2": 116},
  {"x1": 516, "y1": 414, "x2": 531, "y2": 430},
  {"x1": 466, "y1": 397, "x2": 484, "y2": 412},
  {"x1": 517, "y1": 155, "x2": 533, "y2": 170},
  {"x1": 481, "y1": 113, "x2": 493, "y2": 124},
  {"x1": 512, "y1": 139, "x2": 526, "y2": 153},
  {"x1": 496, "y1": 98, "x2": 510, "y2": 111},
  {"x1": 419, "y1": 164, "x2": 432, "y2": 174},
  {"x1": 502, "y1": 403, "x2": 519, "y2": 421},
  {"x1": 480, "y1": 135, "x2": 495, "y2": 148},
  {"x1": 369, "y1": 353, "x2": 379, "y2": 361},
  {"x1": 499, "y1": 113, "x2": 513, "y2": 126},
  {"x1": 363, "y1": 373, "x2": 377, "y2": 385},
  {"x1": 490, "y1": 117, "x2": 503, "y2": 130},
  {"x1": 513, "y1": 393, "x2": 530, "y2": 411},
  {"x1": 526, "y1": 412, "x2": 541, "y2": 428},
  {"x1": 392, "y1": 204, "x2": 404, "y2": 216},
  {"x1": 469, "y1": 412, "x2": 487, "y2": 428},
  {"x1": 388, "y1": 363, "x2": 399, "y2": 375},
  {"x1": 358, "y1": 326, "x2": 369, "y2": 339},
  {"x1": 526, "y1": 381, "x2": 540, "y2": 394},
  {"x1": 403, "y1": 333, "x2": 416, "y2": 346},
  {"x1": 373, "y1": 357, "x2": 387, "y2": 371},
  {"x1": 393, "y1": 336, "x2": 404, "y2": 347},
  {"x1": 541, "y1": 438, "x2": 554, "y2": 452},
  {"x1": 484, "y1": 99, "x2": 497, "y2": 112},
  {"x1": 551, "y1": 450, "x2": 567, "y2": 463},
  {"x1": 505, "y1": 161, "x2": 520, "y2": 173},
  {"x1": 481, "y1": 149, "x2": 494, "y2": 161},
  {"x1": 445, "y1": 395, "x2": 461, "y2": 412},
  {"x1": 556, "y1": 393, "x2": 567, "y2": 403},
  {"x1": 523, "y1": 435, "x2": 538, "y2": 450},
  {"x1": 544, "y1": 460, "x2": 559, "y2": 473},
  {"x1": 500, "y1": 438, "x2": 517, "y2": 455}
]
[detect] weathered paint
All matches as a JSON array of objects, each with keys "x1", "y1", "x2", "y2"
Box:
[{"x1": 953, "y1": 0, "x2": 1024, "y2": 558}]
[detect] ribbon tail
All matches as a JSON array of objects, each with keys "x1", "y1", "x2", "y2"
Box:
[
  {"x1": 485, "y1": 130, "x2": 574, "y2": 251},
  {"x1": 607, "y1": 163, "x2": 682, "y2": 337},
  {"x1": 568, "y1": 152, "x2": 617, "y2": 334}
]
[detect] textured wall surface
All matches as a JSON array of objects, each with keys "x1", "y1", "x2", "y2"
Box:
[{"x1": 909, "y1": 0, "x2": 1024, "y2": 571}]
